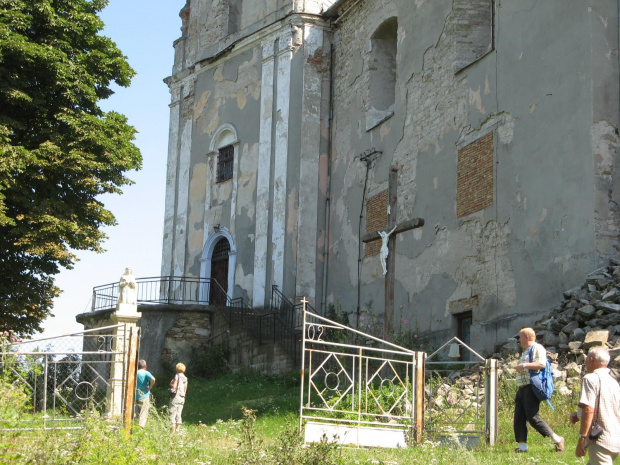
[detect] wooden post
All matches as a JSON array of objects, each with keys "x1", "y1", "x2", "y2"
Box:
[
  {"x1": 123, "y1": 326, "x2": 139, "y2": 436},
  {"x1": 413, "y1": 351, "x2": 426, "y2": 444},
  {"x1": 384, "y1": 167, "x2": 398, "y2": 340},
  {"x1": 361, "y1": 166, "x2": 424, "y2": 341}
]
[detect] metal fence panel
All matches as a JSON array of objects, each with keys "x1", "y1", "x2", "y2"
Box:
[
  {"x1": 299, "y1": 310, "x2": 425, "y2": 448},
  {"x1": 0, "y1": 325, "x2": 128, "y2": 431}
]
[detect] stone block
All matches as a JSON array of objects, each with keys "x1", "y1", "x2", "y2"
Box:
[
  {"x1": 562, "y1": 320, "x2": 579, "y2": 334},
  {"x1": 568, "y1": 341, "x2": 583, "y2": 350},
  {"x1": 570, "y1": 327, "x2": 585, "y2": 342},
  {"x1": 583, "y1": 330, "x2": 609, "y2": 350},
  {"x1": 564, "y1": 362, "x2": 582, "y2": 377},
  {"x1": 543, "y1": 332, "x2": 559, "y2": 347},
  {"x1": 596, "y1": 302, "x2": 620, "y2": 313},
  {"x1": 550, "y1": 319, "x2": 565, "y2": 332},
  {"x1": 577, "y1": 305, "x2": 596, "y2": 317},
  {"x1": 602, "y1": 288, "x2": 620, "y2": 301},
  {"x1": 590, "y1": 291, "x2": 602, "y2": 301}
]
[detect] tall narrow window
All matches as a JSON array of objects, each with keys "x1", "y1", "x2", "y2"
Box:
[
  {"x1": 228, "y1": 0, "x2": 241, "y2": 35},
  {"x1": 217, "y1": 145, "x2": 234, "y2": 182},
  {"x1": 367, "y1": 17, "x2": 398, "y2": 130},
  {"x1": 454, "y1": 0, "x2": 493, "y2": 72}
]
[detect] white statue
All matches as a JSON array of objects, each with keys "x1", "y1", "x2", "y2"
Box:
[
  {"x1": 378, "y1": 225, "x2": 397, "y2": 275},
  {"x1": 118, "y1": 267, "x2": 137, "y2": 305}
]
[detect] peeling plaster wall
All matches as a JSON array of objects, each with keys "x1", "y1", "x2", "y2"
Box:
[
  {"x1": 190, "y1": 47, "x2": 262, "y2": 292},
  {"x1": 325, "y1": 0, "x2": 620, "y2": 354},
  {"x1": 163, "y1": 0, "x2": 620, "y2": 357},
  {"x1": 164, "y1": 0, "x2": 330, "y2": 308}
]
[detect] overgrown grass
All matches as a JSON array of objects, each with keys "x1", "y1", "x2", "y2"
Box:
[{"x1": 1, "y1": 369, "x2": 590, "y2": 464}]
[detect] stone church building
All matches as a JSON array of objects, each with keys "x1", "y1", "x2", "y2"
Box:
[{"x1": 160, "y1": 0, "x2": 620, "y2": 355}]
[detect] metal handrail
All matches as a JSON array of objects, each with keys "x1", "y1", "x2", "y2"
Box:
[
  {"x1": 91, "y1": 276, "x2": 234, "y2": 312},
  {"x1": 271, "y1": 285, "x2": 317, "y2": 330},
  {"x1": 90, "y1": 277, "x2": 313, "y2": 365}
]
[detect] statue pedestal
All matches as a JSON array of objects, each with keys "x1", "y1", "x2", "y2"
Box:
[
  {"x1": 116, "y1": 303, "x2": 138, "y2": 315},
  {"x1": 106, "y1": 312, "x2": 140, "y2": 418}
]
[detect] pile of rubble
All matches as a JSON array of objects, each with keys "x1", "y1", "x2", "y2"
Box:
[{"x1": 498, "y1": 261, "x2": 620, "y2": 394}]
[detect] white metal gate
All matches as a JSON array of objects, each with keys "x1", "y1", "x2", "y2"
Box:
[
  {"x1": 424, "y1": 337, "x2": 498, "y2": 446},
  {"x1": 299, "y1": 311, "x2": 425, "y2": 448}
]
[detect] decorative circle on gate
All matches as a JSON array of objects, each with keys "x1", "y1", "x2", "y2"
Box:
[
  {"x1": 75, "y1": 381, "x2": 96, "y2": 401},
  {"x1": 380, "y1": 379, "x2": 395, "y2": 397},
  {"x1": 325, "y1": 372, "x2": 340, "y2": 391}
]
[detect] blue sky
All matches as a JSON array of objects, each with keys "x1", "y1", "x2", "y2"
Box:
[{"x1": 41, "y1": 1, "x2": 186, "y2": 337}]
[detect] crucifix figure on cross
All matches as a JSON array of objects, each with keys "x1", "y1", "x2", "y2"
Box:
[
  {"x1": 378, "y1": 225, "x2": 397, "y2": 275},
  {"x1": 362, "y1": 166, "x2": 425, "y2": 340}
]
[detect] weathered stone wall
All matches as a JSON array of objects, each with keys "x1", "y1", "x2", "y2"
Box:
[
  {"x1": 135, "y1": 306, "x2": 293, "y2": 377},
  {"x1": 162, "y1": 0, "x2": 620, "y2": 359},
  {"x1": 209, "y1": 307, "x2": 295, "y2": 372},
  {"x1": 325, "y1": 0, "x2": 620, "y2": 356},
  {"x1": 163, "y1": 1, "x2": 331, "y2": 309},
  {"x1": 138, "y1": 306, "x2": 214, "y2": 377}
]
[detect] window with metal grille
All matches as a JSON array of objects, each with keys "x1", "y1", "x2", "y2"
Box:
[
  {"x1": 212, "y1": 238, "x2": 230, "y2": 261},
  {"x1": 217, "y1": 145, "x2": 234, "y2": 182}
]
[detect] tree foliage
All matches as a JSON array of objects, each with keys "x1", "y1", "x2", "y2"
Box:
[{"x1": 0, "y1": 0, "x2": 142, "y2": 335}]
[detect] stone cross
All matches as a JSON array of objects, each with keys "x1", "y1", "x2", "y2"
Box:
[{"x1": 362, "y1": 166, "x2": 424, "y2": 340}]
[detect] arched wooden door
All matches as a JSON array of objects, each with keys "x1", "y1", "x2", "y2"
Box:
[{"x1": 210, "y1": 237, "x2": 230, "y2": 306}]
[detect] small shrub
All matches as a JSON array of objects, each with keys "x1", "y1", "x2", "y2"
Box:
[{"x1": 193, "y1": 341, "x2": 231, "y2": 379}]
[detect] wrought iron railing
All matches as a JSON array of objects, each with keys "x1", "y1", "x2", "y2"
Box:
[
  {"x1": 271, "y1": 285, "x2": 317, "y2": 329},
  {"x1": 91, "y1": 278, "x2": 315, "y2": 366},
  {"x1": 91, "y1": 276, "x2": 232, "y2": 312},
  {"x1": 258, "y1": 286, "x2": 317, "y2": 364}
]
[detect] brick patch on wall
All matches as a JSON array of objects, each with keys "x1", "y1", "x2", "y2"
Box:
[
  {"x1": 457, "y1": 131, "x2": 494, "y2": 218},
  {"x1": 365, "y1": 190, "x2": 388, "y2": 256}
]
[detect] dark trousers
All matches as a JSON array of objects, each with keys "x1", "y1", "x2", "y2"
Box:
[{"x1": 514, "y1": 384, "x2": 554, "y2": 442}]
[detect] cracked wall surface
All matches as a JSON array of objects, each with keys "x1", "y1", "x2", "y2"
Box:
[
  {"x1": 324, "y1": 0, "x2": 620, "y2": 352},
  {"x1": 162, "y1": 0, "x2": 620, "y2": 355}
]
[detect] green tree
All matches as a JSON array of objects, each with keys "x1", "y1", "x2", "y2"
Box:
[{"x1": 0, "y1": 0, "x2": 142, "y2": 335}]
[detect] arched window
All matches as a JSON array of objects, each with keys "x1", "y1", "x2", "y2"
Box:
[
  {"x1": 208, "y1": 123, "x2": 239, "y2": 184},
  {"x1": 367, "y1": 17, "x2": 398, "y2": 130},
  {"x1": 217, "y1": 145, "x2": 234, "y2": 182}
]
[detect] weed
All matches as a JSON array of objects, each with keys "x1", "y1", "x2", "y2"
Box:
[{"x1": 0, "y1": 367, "x2": 589, "y2": 465}]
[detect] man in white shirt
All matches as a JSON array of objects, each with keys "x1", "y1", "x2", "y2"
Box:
[{"x1": 570, "y1": 346, "x2": 620, "y2": 464}]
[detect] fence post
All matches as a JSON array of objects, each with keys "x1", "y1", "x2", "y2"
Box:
[
  {"x1": 123, "y1": 326, "x2": 139, "y2": 436},
  {"x1": 413, "y1": 351, "x2": 426, "y2": 444},
  {"x1": 485, "y1": 358, "x2": 498, "y2": 445},
  {"x1": 43, "y1": 355, "x2": 49, "y2": 428}
]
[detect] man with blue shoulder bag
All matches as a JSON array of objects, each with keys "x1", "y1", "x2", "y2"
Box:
[{"x1": 513, "y1": 327, "x2": 565, "y2": 454}]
